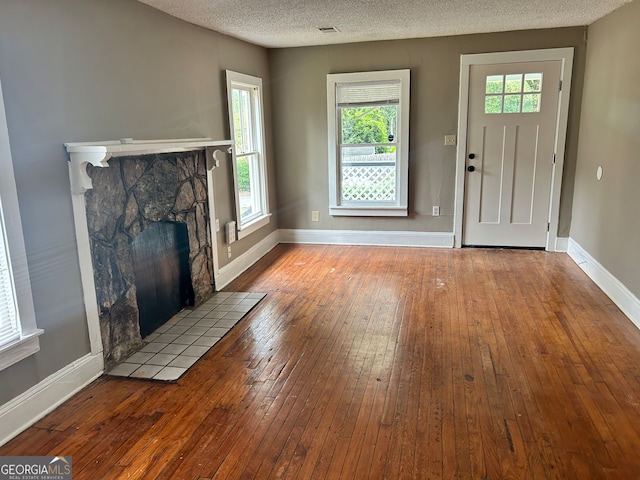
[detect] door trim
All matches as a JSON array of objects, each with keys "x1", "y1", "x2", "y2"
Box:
[{"x1": 453, "y1": 48, "x2": 574, "y2": 251}]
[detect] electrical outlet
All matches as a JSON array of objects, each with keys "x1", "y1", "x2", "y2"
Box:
[
  {"x1": 227, "y1": 246, "x2": 232, "y2": 259},
  {"x1": 432, "y1": 206, "x2": 440, "y2": 217},
  {"x1": 444, "y1": 135, "x2": 457, "y2": 146},
  {"x1": 312, "y1": 211, "x2": 319, "y2": 222}
]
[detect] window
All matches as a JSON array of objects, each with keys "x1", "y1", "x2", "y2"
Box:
[
  {"x1": 485, "y1": 73, "x2": 543, "y2": 114},
  {"x1": 0, "y1": 76, "x2": 42, "y2": 371},
  {"x1": 226, "y1": 71, "x2": 270, "y2": 238},
  {"x1": 327, "y1": 70, "x2": 410, "y2": 216}
]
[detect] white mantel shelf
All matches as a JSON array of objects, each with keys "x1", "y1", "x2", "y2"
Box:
[{"x1": 65, "y1": 138, "x2": 232, "y2": 195}]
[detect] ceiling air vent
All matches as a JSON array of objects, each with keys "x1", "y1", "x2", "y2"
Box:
[{"x1": 318, "y1": 26, "x2": 340, "y2": 33}]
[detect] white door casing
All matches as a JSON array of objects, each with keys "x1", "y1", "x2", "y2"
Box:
[{"x1": 454, "y1": 48, "x2": 574, "y2": 251}]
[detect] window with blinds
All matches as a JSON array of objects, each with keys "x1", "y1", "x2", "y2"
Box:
[
  {"x1": 0, "y1": 197, "x2": 19, "y2": 349},
  {"x1": 327, "y1": 70, "x2": 410, "y2": 217},
  {"x1": 0, "y1": 74, "x2": 42, "y2": 371}
]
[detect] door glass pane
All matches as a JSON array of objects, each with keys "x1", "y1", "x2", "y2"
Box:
[
  {"x1": 524, "y1": 73, "x2": 543, "y2": 92},
  {"x1": 485, "y1": 95, "x2": 503, "y2": 114},
  {"x1": 485, "y1": 75, "x2": 504, "y2": 94},
  {"x1": 505, "y1": 74, "x2": 523, "y2": 93},
  {"x1": 503, "y1": 95, "x2": 521, "y2": 113},
  {"x1": 522, "y1": 94, "x2": 541, "y2": 113}
]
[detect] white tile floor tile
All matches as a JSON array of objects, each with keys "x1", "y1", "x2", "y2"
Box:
[
  {"x1": 159, "y1": 343, "x2": 189, "y2": 355},
  {"x1": 127, "y1": 351, "x2": 156, "y2": 364},
  {"x1": 130, "y1": 364, "x2": 164, "y2": 379},
  {"x1": 166, "y1": 325, "x2": 190, "y2": 335},
  {"x1": 139, "y1": 342, "x2": 168, "y2": 353},
  {"x1": 215, "y1": 319, "x2": 239, "y2": 328},
  {"x1": 109, "y1": 362, "x2": 140, "y2": 376},
  {"x1": 213, "y1": 304, "x2": 237, "y2": 312},
  {"x1": 196, "y1": 318, "x2": 218, "y2": 327},
  {"x1": 156, "y1": 333, "x2": 181, "y2": 343},
  {"x1": 222, "y1": 311, "x2": 245, "y2": 321},
  {"x1": 107, "y1": 291, "x2": 265, "y2": 381},
  {"x1": 192, "y1": 336, "x2": 220, "y2": 347},
  {"x1": 181, "y1": 345, "x2": 210, "y2": 357},
  {"x1": 168, "y1": 355, "x2": 200, "y2": 368},
  {"x1": 185, "y1": 326, "x2": 209, "y2": 336},
  {"x1": 206, "y1": 327, "x2": 229, "y2": 337},
  {"x1": 153, "y1": 366, "x2": 187, "y2": 381},
  {"x1": 176, "y1": 317, "x2": 200, "y2": 326},
  {"x1": 147, "y1": 353, "x2": 178, "y2": 366},
  {"x1": 174, "y1": 334, "x2": 200, "y2": 345},
  {"x1": 144, "y1": 332, "x2": 160, "y2": 342}
]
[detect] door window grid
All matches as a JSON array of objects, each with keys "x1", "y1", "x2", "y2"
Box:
[{"x1": 485, "y1": 73, "x2": 543, "y2": 114}]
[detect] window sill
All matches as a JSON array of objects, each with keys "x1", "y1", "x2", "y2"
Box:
[
  {"x1": 237, "y1": 213, "x2": 272, "y2": 240},
  {"x1": 329, "y1": 206, "x2": 408, "y2": 217},
  {"x1": 0, "y1": 329, "x2": 44, "y2": 372}
]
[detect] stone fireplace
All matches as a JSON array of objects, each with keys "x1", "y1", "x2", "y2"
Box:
[{"x1": 66, "y1": 139, "x2": 232, "y2": 370}]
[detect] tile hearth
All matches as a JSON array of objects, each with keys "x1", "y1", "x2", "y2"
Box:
[{"x1": 107, "y1": 291, "x2": 265, "y2": 381}]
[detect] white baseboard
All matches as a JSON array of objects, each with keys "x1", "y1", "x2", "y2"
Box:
[
  {"x1": 555, "y1": 237, "x2": 569, "y2": 252},
  {"x1": 216, "y1": 230, "x2": 280, "y2": 290},
  {"x1": 0, "y1": 352, "x2": 103, "y2": 446},
  {"x1": 279, "y1": 229, "x2": 454, "y2": 248},
  {"x1": 568, "y1": 238, "x2": 640, "y2": 330}
]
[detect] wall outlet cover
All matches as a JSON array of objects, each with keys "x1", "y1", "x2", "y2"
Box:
[{"x1": 444, "y1": 135, "x2": 457, "y2": 146}]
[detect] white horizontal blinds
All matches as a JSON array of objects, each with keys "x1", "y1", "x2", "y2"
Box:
[
  {"x1": 337, "y1": 81, "x2": 401, "y2": 106},
  {"x1": 0, "y1": 209, "x2": 19, "y2": 347}
]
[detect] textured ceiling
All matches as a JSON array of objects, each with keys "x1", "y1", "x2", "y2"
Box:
[{"x1": 138, "y1": 0, "x2": 631, "y2": 48}]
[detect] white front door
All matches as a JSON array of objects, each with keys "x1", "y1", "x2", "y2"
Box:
[{"x1": 462, "y1": 60, "x2": 562, "y2": 247}]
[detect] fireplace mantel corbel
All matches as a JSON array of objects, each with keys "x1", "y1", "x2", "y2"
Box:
[{"x1": 65, "y1": 138, "x2": 233, "y2": 195}]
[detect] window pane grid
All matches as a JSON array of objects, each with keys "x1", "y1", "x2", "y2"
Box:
[
  {"x1": 228, "y1": 71, "x2": 269, "y2": 232},
  {"x1": 236, "y1": 153, "x2": 262, "y2": 222},
  {"x1": 340, "y1": 147, "x2": 397, "y2": 203},
  {"x1": 232, "y1": 89, "x2": 255, "y2": 155}
]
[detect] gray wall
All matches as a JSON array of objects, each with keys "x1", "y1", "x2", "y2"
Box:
[
  {"x1": 269, "y1": 28, "x2": 586, "y2": 235},
  {"x1": 0, "y1": 0, "x2": 275, "y2": 404},
  {"x1": 571, "y1": 0, "x2": 640, "y2": 298}
]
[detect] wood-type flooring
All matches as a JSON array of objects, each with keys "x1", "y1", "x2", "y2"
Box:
[{"x1": 2, "y1": 244, "x2": 640, "y2": 479}]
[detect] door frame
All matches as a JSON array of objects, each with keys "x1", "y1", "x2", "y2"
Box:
[{"x1": 453, "y1": 48, "x2": 574, "y2": 251}]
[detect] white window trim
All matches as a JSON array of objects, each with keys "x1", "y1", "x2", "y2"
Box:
[
  {"x1": 225, "y1": 70, "x2": 270, "y2": 240},
  {"x1": 0, "y1": 75, "x2": 43, "y2": 372},
  {"x1": 327, "y1": 69, "x2": 410, "y2": 217}
]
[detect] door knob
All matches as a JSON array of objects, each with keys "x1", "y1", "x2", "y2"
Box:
[
  {"x1": 467, "y1": 165, "x2": 475, "y2": 172},
  {"x1": 468, "y1": 153, "x2": 476, "y2": 159}
]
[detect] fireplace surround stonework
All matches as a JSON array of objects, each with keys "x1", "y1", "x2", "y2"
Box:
[
  {"x1": 66, "y1": 139, "x2": 232, "y2": 370},
  {"x1": 85, "y1": 151, "x2": 214, "y2": 368}
]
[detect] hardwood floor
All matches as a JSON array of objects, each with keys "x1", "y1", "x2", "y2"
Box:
[{"x1": 3, "y1": 244, "x2": 640, "y2": 479}]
